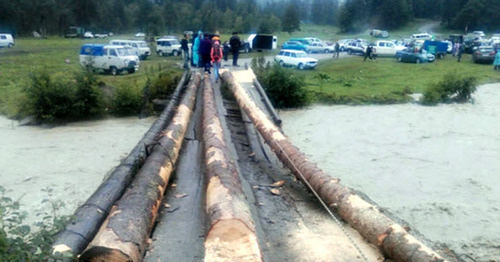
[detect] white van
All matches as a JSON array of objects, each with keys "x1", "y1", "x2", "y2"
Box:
[
  {"x1": 156, "y1": 38, "x2": 181, "y2": 56},
  {"x1": 79, "y1": 44, "x2": 140, "y2": 75},
  {"x1": 0, "y1": 34, "x2": 14, "y2": 48},
  {"x1": 411, "y1": 33, "x2": 432, "y2": 40},
  {"x1": 109, "y1": 40, "x2": 151, "y2": 60}
]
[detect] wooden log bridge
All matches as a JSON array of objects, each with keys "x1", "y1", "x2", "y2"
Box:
[
  {"x1": 221, "y1": 69, "x2": 445, "y2": 262},
  {"x1": 52, "y1": 68, "x2": 453, "y2": 262}
]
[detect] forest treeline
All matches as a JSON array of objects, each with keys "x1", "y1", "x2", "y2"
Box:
[{"x1": 0, "y1": 0, "x2": 498, "y2": 37}]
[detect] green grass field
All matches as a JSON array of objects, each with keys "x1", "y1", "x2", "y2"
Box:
[{"x1": 0, "y1": 20, "x2": 498, "y2": 117}]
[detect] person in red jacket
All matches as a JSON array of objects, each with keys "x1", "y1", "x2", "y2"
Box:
[{"x1": 211, "y1": 39, "x2": 223, "y2": 82}]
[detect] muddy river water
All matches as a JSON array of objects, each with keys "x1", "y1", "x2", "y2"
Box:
[
  {"x1": 280, "y1": 83, "x2": 500, "y2": 261},
  {"x1": 0, "y1": 84, "x2": 498, "y2": 261}
]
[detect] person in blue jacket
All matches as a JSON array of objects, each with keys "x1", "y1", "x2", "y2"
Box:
[
  {"x1": 494, "y1": 50, "x2": 500, "y2": 71},
  {"x1": 193, "y1": 31, "x2": 202, "y2": 67}
]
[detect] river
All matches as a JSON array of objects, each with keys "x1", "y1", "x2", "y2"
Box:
[
  {"x1": 279, "y1": 83, "x2": 500, "y2": 261},
  {"x1": 0, "y1": 84, "x2": 498, "y2": 261}
]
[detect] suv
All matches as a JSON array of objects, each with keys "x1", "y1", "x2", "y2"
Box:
[
  {"x1": 156, "y1": 38, "x2": 181, "y2": 56},
  {"x1": 79, "y1": 44, "x2": 140, "y2": 75},
  {"x1": 274, "y1": 49, "x2": 318, "y2": 70},
  {"x1": 0, "y1": 34, "x2": 14, "y2": 48},
  {"x1": 110, "y1": 40, "x2": 151, "y2": 60},
  {"x1": 346, "y1": 40, "x2": 371, "y2": 55}
]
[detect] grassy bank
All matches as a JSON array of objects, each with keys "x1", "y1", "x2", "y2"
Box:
[
  {"x1": 0, "y1": 36, "x2": 182, "y2": 118},
  {"x1": 295, "y1": 54, "x2": 500, "y2": 104}
]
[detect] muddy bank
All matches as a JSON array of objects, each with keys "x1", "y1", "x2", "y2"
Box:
[
  {"x1": 279, "y1": 83, "x2": 500, "y2": 261},
  {"x1": 0, "y1": 116, "x2": 156, "y2": 226}
]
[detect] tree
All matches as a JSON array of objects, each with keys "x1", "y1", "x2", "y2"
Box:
[
  {"x1": 378, "y1": 0, "x2": 411, "y2": 29},
  {"x1": 282, "y1": 3, "x2": 300, "y2": 34}
]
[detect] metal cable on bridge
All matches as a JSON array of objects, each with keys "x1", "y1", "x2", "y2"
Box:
[{"x1": 272, "y1": 140, "x2": 369, "y2": 262}]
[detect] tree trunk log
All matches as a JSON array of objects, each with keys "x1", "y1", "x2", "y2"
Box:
[
  {"x1": 202, "y1": 73, "x2": 262, "y2": 262},
  {"x1": 52, "y1": 72, "x2": 189, "y2": 258},
  {"x1": 79, "y1": 73, "x2": 200, "y2": 262},
  {"x1": 221, "y1": 70, "x2": 445, "y2": 262}
]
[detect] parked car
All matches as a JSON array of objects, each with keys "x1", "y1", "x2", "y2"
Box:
[
  {"x1": 274, "y1": 49, "x2": 318, "y2": 70},
  {"x1": 281, "y1": 41, "x2": 308, "y2": 51},
  {"x1": 472, "y1": 46, "x2": 496, "y2": 64},
  {"x1": 491, "y1": 34, "x2": 500, "y2": 44},
  {"x1": 373, "y1": 40, "x2": 401, "y2": 56},
  {"x1": 472, "y1": 31, "x2": 485, "y2": 39},
  {"x1": 64, "y1": 26, "x2": 85, "y2": 38},
  {"x1": 306, "y1": 42, "x2": 331, "y2": 53},
  {"x1": 304, "y1": 37, "x2": 322, "y2": 45},
  {"x1": 346, "y1": 40, "x2": 371, "y2": 55},
  {"x1": 110, "y1": 40, "x2": 151, "y2": 60},
  {"x1": 411, "y1": 33, "x2": 432, "y2": 40},
  {"x1": 338, "y1": 39, "x2": 354, "y2": 51},
  {"x1": 156, "y1": 38, "x2": 181, "y2": 56},
  {"x1": 247, "y1": 34, "x2": 278, "y2": 51},
  {"x1": 0, "y1": 33, "x2": 14, "y2": 48},
  {"x1": 83, "y1": 31, "x2": 94, "y2": 38},
  {"x1": 396, "y1": 48, "x2": 435, "y2": 63},
  {"x1": 79, "y1": 44, "x2": 139, "y2": 75},
  {"x1": 370, "y1": 29, "x2": 389, "y2": 38},
  {"x1": 94, "y1": 33, "x2": 110, "y2": 39},
  {"x1": 288, "y1": 38, "x2": 311, "y2": 46},
  {"x1": 422, "y1": 40, "x2": 448, "y2": 59},
  {"x1": 134, "y1": 32, "x2": 146, "y2": 38}
]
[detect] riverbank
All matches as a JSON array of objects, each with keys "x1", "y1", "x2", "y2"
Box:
[{"x1": 279, "y1": 83, "x2": 500, "y2": 261}]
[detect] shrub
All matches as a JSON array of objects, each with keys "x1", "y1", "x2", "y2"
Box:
[
  {"x1": 149, "y1": 71, "x2": 181, "y2": 100},
  {"x1": 73, "y1": 71, "x2": 104, "y2": 118},
  {"x1": 421, "y1": 72, "x2": 477, "y2": 105},
  {"x1": 0, "y1": 186, "x2": 71, "y2": 261},
  {"x1": 24, "y1": 71, "x2": 76, "y2": 122},
  {"x1": 112, "y1": 84, "x2": 143, "y2": 116},
  {"x1": 251, "y1": 57, "x2": 309, "y2": 108}
]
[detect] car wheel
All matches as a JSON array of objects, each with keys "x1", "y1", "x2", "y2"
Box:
[
  {"x1": 438, "y1": 53, "x2": 444, "y2": 59},
  {"x1": 128, "y1": 68, "x2": 135, "y2": 74},
  {"x1": 325, "y1": 49, "x2": 329, "y2": 53},
  {"x1": 416, "y1": 58, "x2": 421, "y2": 64},
  {"x1": 110, "y1": 67, "x2": 118, "y2": 76},
  {"x1": 173, "y1": 50, "x2": 179, "y2": 56},
  {"x1": 347, "y1": 49, "x2": 352, "y2": 55},
  {"x1": 245, "y1": 46, "x2": 249, "y2": 53},
  {"x1": 397, "y1": 56, "x2": 402, "y2": 62},
  {"x1": 340, "y1": 46, "x2": 345, "y2": 52},
  {"x1": 279, "y1": 60, "x2": 285, "y2": 67},
  {"x1": 8, "y1": 43, "x2": 13, "y2": 48},
  {"x1": 298, "y1": 63, "x2": 304, "y2": 70},
  {"x1": 158, "y1": 50, "x2": 164, "y2": 56}
]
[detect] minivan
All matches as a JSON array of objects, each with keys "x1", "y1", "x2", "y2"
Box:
[
  {"x1": 79, "y1": 44, "x2": 140, "y2": 75},
  {"x1": 156, "y1": 38, "x2": 182, "y2": 56},
  {"x1": 0, "y1": 34, "x2": 14, "y2": 48},
  {"x1": 109, "y1": 40, "x2": 151, "y2": 60}
]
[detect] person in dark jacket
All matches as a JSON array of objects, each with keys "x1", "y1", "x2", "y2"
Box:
[
  {"x1": 363, "y1": 45, "x2": 373, "y2": 61},
  {"x1": 181, "y1": 34, "x2": 190, "y2": 67},
  {"x1": 229, "y1": 32, "x2": 241, "y2": 66},
  {"x1": 199, "y1": 35, "x2": 212, "y2": 73},
  {"x1": 223, "y1": 41, "x2": 229, "y2": 61}
]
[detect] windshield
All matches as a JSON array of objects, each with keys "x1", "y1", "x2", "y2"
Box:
[
  {"x1": 138, "y1": 42, "x2": 148, "y2": 47},
  {"x1": 170, "y1": 40, "x2": 180, "y2": 45}
]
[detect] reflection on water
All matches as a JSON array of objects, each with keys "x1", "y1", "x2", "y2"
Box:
[
  {"x1": 0, "y1": 116, "x2": 156, "y2": 226},
  {"x1": 279, "y1": 84, "x2": 500, "y2": 261}
]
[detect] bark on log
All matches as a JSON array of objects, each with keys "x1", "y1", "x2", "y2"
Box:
[
  {"x1": 252, "y1": 78, "x2": 282, "y2": 127},
  {"x1": 221, "y1": 70, "x2": 445, "y2": 262},
  {"x1": 52, "y1": 72, "x2": 189, "y2": 257},
  {"x1": 78, "y1": 73, "x2": 200, "y2": 262},
  {"x1": 202, "y1": 73, "x2": 262, "y2": 262}
]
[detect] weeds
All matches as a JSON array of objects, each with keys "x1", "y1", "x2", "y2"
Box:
[{"x1": 421, "y1": 72, "x2": 477, "y2": 105}]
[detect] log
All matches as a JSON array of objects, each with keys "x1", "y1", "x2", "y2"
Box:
[
  {"x1": 252, "y1": 78, "x2": 282, "y2": 127},
  {"x1": 221, "y1": 70, "x2": 445, "y2": 262},
  {"x1": 52, "y1": 71, "x2": 189, "y2": 257},
  {"x1": 202, "y1": 73, "x2": 262, "y2": 262},
  {"x1": 79, "y1": 73, "x2": 200, "y2": 262}
]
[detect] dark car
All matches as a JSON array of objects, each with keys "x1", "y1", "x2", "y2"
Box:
[
  {"x1": 396, "y1": 48, "x2": 435, "y2": 63},
  {"x1": 472, "y1": 46, "x2": 496, "y2": 64},
  {"x1": 281, "y1": 41, "x2": 307, "y2": 51},
  {"x1": 346, "y1": 40, "x2": 370, "y2": 55}
]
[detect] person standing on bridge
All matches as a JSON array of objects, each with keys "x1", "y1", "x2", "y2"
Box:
[
  {"x1": 181, "y1": 33, "x2": 190, "y2": 68},
  {"x1": 229, "y1": 32, "x2": 241, "y2": 67},
  {"x1": 200, "y1": 34, "x2": 212, "y2": 73},
  {"x1": 211, "y1": 39, "x2": 223, "y2": 82},
  {"x1": 193, "y1": 31, "x2": 203, "y2": 67}
]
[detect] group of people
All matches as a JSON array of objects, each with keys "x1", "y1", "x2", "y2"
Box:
[{"x1": 181, "y1": 31, "x2": 242, "y2": 82}]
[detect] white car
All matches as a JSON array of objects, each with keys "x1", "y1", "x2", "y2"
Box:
[
  {"x1": 0, "y1": 33, "x2": 14, "y2": 48},
  {"x1": 134, "y1": 32, "x2": 145, "y2": 38},
  {"x1": 156, "y1": 38, "x2": 182, "y2": 56},
  {"x1": 275, "y1": 49, "x2": 318, "y2": 70},
  {"x1": 79, "y1": 44, "x2": 139, "y2": 75},
  {"x1": 83, "y1": 32, "x2": 94, "y2": 38},
  {"x1": 373, "y1": 40, "x2": 403, "y2": 56},
  {"x1": 306, "y1": 42, "x2": 332, "y2": 53},
  {"x1": 110, "y1": 39, "x2": 151, "y2": 60}
]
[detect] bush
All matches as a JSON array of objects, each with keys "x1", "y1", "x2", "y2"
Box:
[
  {"x1": 150, "y1": 71, "x2": 180, "y2": 100},
  {"x1": 0, "y1": 186, "x2": 71, "y2": 261},
  {"x1": 421, "y1": 72, "x2": 477, "y2": 105},
  {"x1": 23, "y1": 71, "x2": 105, "y2": 122},
  {"x1": 251, "y1": 57, "x2": 309, "y2": 108},
  {"x1": 112, "y1": 84, "x2": 143, "y2": 116},
  {"x1": 24, "y1": 71, "x2": 77, "y2": 122}
]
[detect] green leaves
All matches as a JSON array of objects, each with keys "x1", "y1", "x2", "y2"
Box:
[{"x1": 421, "y1": 72, "x2": 477, "y2": 105}]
